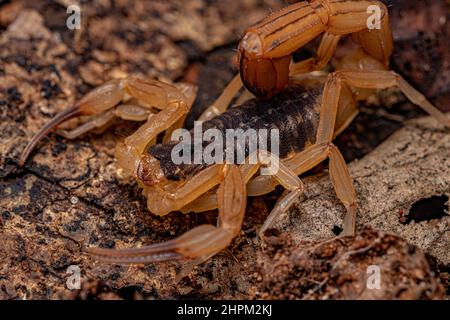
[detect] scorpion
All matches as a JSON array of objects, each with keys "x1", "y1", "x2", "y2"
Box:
[{"x1": 18, "y1": 0, "x2": 449, "y2": 273}]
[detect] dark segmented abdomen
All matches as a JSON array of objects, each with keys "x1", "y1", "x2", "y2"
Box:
[{"x1": 149, "y1": 83, "x2": 322, "y2": 181}]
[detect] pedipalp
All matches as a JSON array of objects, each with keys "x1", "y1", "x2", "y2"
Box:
[
  {"x1": 19, "y1": 77, "x2": 197, "y2": 173},
  {"x1": 90, "y1": 164, "x2": 246, "y2": 269}
]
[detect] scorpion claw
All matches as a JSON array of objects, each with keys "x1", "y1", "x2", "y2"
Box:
[
  {"x1": 19, "y1": 79, "x2": 125, "y2": 167},
  {"x1": 19, "y1": 106, "x2": 81, "y2": 167},
  {"x1": 89, "y1": 242, "x2": 185, "y2": 264},
  {"x1": 89, "y1": 225, "x2": 233, "y2": 265}
]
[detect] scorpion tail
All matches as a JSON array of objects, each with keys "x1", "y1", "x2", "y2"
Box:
[{"x1": 19, "y1": 105, "x2": 81, "y2": 167}]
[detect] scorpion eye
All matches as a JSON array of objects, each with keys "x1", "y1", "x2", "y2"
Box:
[{"x1": 239, "y1": 53, "x2": 290, "y2": 99}]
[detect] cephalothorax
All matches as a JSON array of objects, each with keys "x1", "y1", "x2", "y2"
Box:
[{"x1": 19, "y1": 1, "x2": 449, "y2": 275}]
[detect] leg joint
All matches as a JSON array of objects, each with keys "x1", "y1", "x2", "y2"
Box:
[{"x1": 329, "y1": 71, "x2": 345, "y2": 83}]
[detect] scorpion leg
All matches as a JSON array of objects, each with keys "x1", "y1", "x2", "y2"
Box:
[
  {"x1": 328, "y1": 143, "x2": 357, "y2": 236},
  {"x1": 349, "y1": 1, "x2": 393, "y2": 66},
  {"x1": 236, "y1": 142, "x2": 355, "y2": 235},
  {"x1": 246, "y1": 143, "x2": 356, "y2": 235},
  {"x1": 145, "y1": 164, "x2": 226, "y2": 216},
  {"x1": 90, "y1": 165, "x2": 246, "y2": 269},
  {"x1": 57, "y1": 110, "x2": 117, "y2": 139},
  {"x1": 256, "y1": 151, "x2": 305, "y2": 236},
  {"x1": 256, "y1": 68, "x2": 450, "y2": 235},
  {"x1": 163, "y1": 83, "x2": 198, "y2": 143},
  {"x1": 290, "y1": 67, "x2": 450, "y2": 235},
  {"x1": 57, "y1": 104, "x2": 154, "y2": 139},
  {"x1": 19, "y1": 79, "x2": 125, "y2": 166},
  {"x1": 290, "y1": 32, "x2": 341, "y2": 76},
  {"x1": 324, "y1": 0, "x2": 393, "y2": 65},
  {"x1": 19, "y1": 77, "x2": 196, "y2": 168},
  {"x1": 180, "y1": 159, "x2": 262, "y2": 213},
  {"x1": 114, "y1": 104, "x2": 154, "y2": 122},
  {"x1": 340, "y1": 71, "x2": 449, "y2": 128},
  {"x1": 115, "y1": 78, "x2": 195, "y2": 176},
  {"x1": 197, "y1": 74, "x2": 243, "y2": 121},
  {"x1": 290, "y1": 1, "x2": 393, "y2": 74},
  {"x1": 180, "y1": 151, "x2": 306, "y2": 237},
  {"x1": 245, "y1": 72, "x2": 361, "y2": 234},
  {"x1": 315, "y1": 70, "x2": 449, "y2": 147},
  {"x1": 180, "y1": 189, "x2": 218, "y2": 214}
]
